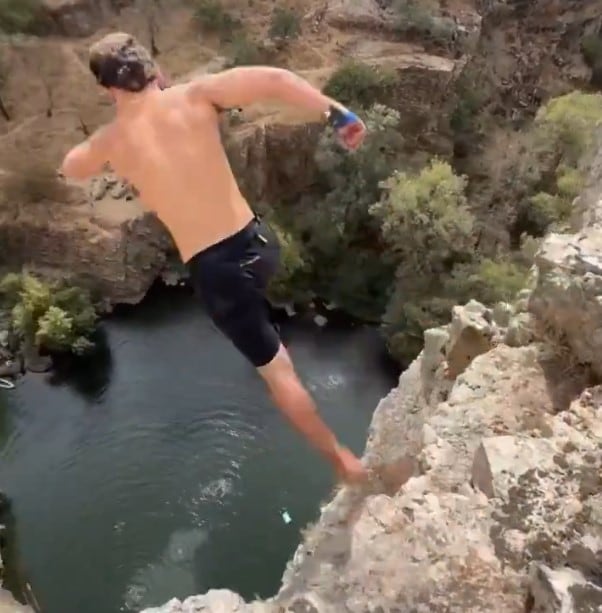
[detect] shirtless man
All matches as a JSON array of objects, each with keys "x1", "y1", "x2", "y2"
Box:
[{"x1": 60, "y1": 33, "x2": 368, "y2": 484}]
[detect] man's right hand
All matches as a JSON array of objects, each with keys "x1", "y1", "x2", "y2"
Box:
[
  {"x1": 326, "y1": 105, "x2": 366, "y2": 151},
  {"x1": 332, "y1": 445, "x2": 369, "y2": 484}
]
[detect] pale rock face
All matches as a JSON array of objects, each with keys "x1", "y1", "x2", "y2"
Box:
[{"x1": 530, "y1": 227, "x2": 602, "y2": 378}]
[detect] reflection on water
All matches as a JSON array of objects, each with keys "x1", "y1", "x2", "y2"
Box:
[
  {"x1": 124, "y1": 527, "x2": 209, "y2": 611},
  {"x1": 0, "y1": 285, "x2": 398, "y2": 613},
  {"x1": 46, "y1": 327, "x2": 113, "y2": 402}
]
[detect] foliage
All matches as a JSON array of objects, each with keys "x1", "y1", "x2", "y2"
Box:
[
  {"x1": 370, "y1": 159, "x2": 475, "y2": 270},
  {"x1": 444, "y1": 258, "x2": 529, "y2": 306},
  {"x1": 268, "y1": 7, "x2": 301, "y2": 44},
  {"x1": 274, "y1": 104, "x2": 404, "y2": 320},
  {"x1": 267, "y1": 223, "x2": 312, "y2": 304},
  {"x1": 0, "y1": 0, "x2": 44, "y2": 34},
  {"x1": 533, "y1": 91, "x2": 602, "y2": 165},
  {"x1": 324, "y1": 61, "x2": 398, "y2": 110},
  {"x1": 381, "y1": 254, "x2": 530, "y2": 365},
  {"x1": 369, "y1": 159, "x2": 481, "y2": 364},
  {"x1": 0, "y1": 273, "x2": 97, "y2": 355},
  {"x1": 192, "y1": 0, "x2": 240, "y2": 41},
  {"x1": 450, "y1": 68, "x2": 487, "y2": 134},
  {"x1": 512, "y1": 92, "x2": 602, "y2": 237},
  {"x1": 392, "y1": 0, "x2": 457, "y2": 45}
]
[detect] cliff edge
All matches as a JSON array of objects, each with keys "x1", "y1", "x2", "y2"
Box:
[{"x1": 141, "y1": 138, "x2": 602, "y2": 612}]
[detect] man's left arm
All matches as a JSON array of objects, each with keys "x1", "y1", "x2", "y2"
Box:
[{"x1": 60, "y1": 125, "x2": 113, "y2": 181}]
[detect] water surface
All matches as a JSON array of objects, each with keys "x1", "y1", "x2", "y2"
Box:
[{"x1": 0, "y1": 285, "x2": 397, "y2": 613}]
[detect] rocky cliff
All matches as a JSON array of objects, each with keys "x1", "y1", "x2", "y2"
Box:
[{"x1": 140, "y1": 134, "x2": 602, "y2": 613}]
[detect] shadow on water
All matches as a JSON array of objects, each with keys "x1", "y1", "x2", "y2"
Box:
[
  {"x1": 0, "y1": 490, "x2": 40, "y2": 610},
  {"x1": 45, "y1": 326, "x2": 114, "y2": 403}
]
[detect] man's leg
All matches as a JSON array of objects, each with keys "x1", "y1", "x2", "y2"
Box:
[{"x1": 257, "y1": 344, "x2": 367, "y2": 483}]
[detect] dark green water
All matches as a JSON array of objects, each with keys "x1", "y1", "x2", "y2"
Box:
[{"x1": 0, "y1": 285, "x2": 397, "y2": 613}]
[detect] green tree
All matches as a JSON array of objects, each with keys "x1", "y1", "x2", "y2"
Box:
[
  {"x1": 370, "y1": 159, "x2": 474, "y2": 270},
  {"x1": 324, "y1": 61, "x2": 397, "y2": 110},
  {"x1": 0, "y1": 0, "x2": 43, "y2": 34},
  {"x1": 513, "y1": 91, "x2": 602, "y2": 235},
  {"x1": 370, "y1": 160, "x2": 478, "y2": 364},
  {"x1": 268, "y1": 7, "x2": 300, "y2": 45},
  {"x1": 267, "y1": 223, "x2": 310, "y2": 304},
  {"x1": 192, "y1": 0, "x2": 240, "y2": 41},
  {"x1": 0, "y1": 273, "x2": 98, "y2": 355},
  {"x1": 279, "y1": 104, "x2": 404, "y2": 319}
]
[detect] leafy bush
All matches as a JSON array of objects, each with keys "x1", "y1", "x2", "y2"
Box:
[
  {"x1": 581, "y1": 34, "x2": 602, "y2": 68},
  {"x1": 369, "y1": 160, "x2": 479, "y2": 364},
  {"x1": 444, "y1": 258, "x2": 529, "y2": 306},
  {"x1": 0, "y1": 0, "x2": 44, "y2": 34},
  {"x1": 512, "y1": 92, "x2": 602, "y2": 236},
  {"x1": 267, "y1": 223, "x2": 311, "y2": 304},
  {"x1": 277, "y1": 104, "x2": 404, "y2": 320},
  {"x1": 192, "y1": 0, "x2": 240, "y2": 41},
  {"x1": 381, "y1": 254, "x2": 530, "y2": 365},
  {"x1": 324, "y1": 61, "x2": 397, "y2": 109},
  {"x1": 0, "y1": 273, "x2": 97, "y2": 355},
  {"x1": 392, "y1": 0, "x2": 457, "y2": 45},
  {"x1": 370, "y1": 159, "x2": 475, "y2": 269},
  {"x1": 533, "y1": 91, "x2": 602, "y2": 165},
  {"x1": 450, "y1": 69, "x2": 487, "y2": 134},
  {"x1": 268, "y1": 7, "x2": 301, "y2": 44}
]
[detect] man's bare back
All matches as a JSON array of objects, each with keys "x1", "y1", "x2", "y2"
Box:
[
  {"x1": 102, "y1": 84, "x2": 253, "y2": 262},
  {"x1": 60, "y1": 32, "x2": 369, "y2": 484}
]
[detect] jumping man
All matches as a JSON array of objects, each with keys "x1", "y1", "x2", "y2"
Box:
[{"x1": 60, "y1": 33, "x2": 368, "y2": 484}]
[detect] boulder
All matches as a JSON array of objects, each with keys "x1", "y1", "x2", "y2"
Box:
[
  {"x1": 140, "y1": 590, "x2": 274, "y2": 613},
  {"x1": 41, "y1": 0, "x2": 131, "y2": 37},
  {"x1": 504, "y1": 312, "x2": 535, "y2": 347},
  {"x1": 529, "y1": 227, "x2": 602, "y2": 377},
  {"x1": 529, "y1": 563, "x2": 602, "y2": 613},
  {"x1": 445, "y1": 300, "x2": 494, "y2": 378}
]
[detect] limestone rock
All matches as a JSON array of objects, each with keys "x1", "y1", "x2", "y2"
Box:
[
  {"x1": 445, "y1": 300, "x2": 494, "y2": 378},
  {"x1": 530, "y1": 227, "x2": 602, "y2": 377},
  {"x1": 492, "y1": 301, "x2": 513, "y2": 327},
  {"x1": 514, "y1": 288, "x2": 533, "y2": 314},
  {"x1": 141, "y1": 589, "x2": 260, "y2": 612},
  {"x1": 325, "y1": 0, "x2": 389, "y2": 30},
  {"x1": 529, "y1": 563, "x2": 602, "y2": 613},
  {"x1": 42, "y1": 0, "x2": 121, "y2": 37},
  {"x1": 0, "y1": 589, "x2": 34, "y2": 612},
  {"x1": 504, "y1": 312, "x2": 535, "y2": 347},
  {"x1": 471, "y1": 435, "x2": 557, "y2": 499}
]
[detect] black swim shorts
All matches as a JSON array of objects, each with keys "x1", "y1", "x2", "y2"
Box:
[{"x1": 186, "y1": 217, "x2": 282, "y2": 367}]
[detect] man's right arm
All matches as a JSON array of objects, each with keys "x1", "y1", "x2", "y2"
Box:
[
  {"x1": 188, "y1": 66, "x2": 335, "y2": 114},
  {"x1": 188, "y1": 66, "x2": 366, "y2": 149}
]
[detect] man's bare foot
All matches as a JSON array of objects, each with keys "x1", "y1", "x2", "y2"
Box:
[{"x1": 333, "y1": 446, "x2": 369, "y2": 484}]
